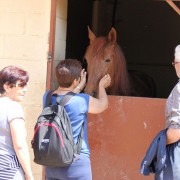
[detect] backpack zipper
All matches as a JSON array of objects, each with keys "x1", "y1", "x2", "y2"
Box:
[{"x1": 33, "y1": 122, "x2": 64, "y2": 148}]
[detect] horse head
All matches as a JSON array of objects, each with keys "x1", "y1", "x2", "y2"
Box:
[{"x1": 84, "y1": 27, "x2": 130, "y2": 97}]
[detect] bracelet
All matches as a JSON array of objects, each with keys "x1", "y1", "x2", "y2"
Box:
[{"x1": 76, "y1": 85, "x2": 82, "y2": 91}]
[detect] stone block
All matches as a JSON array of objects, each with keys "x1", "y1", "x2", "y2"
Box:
[
  {"x1": 4, "y1": 36, "x2": 49, "y2": 60},
  {"x1": 57, "y1": 0, "x2": 68, "y2": 19},
  {"x1": 0, "y1": 12, "x2": 25, "y2": 35},
  {"x1": 27, "y1": 13, "x2": 50, "y2": 36}
]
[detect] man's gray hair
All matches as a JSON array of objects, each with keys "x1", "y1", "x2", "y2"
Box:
[{"x1": 175, "y1": 44, "x2": 180, "y2": 62}]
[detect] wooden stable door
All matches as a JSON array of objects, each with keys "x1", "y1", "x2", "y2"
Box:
[{"x1": 88, "y1": 96, "x2": 166, "y2": 180}]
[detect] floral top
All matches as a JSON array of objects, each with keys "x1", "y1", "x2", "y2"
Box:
[{"x1": 166, "y1": 80, "x2": 180, "y2": 129}]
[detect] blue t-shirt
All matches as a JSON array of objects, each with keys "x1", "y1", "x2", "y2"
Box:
[{"x1": 43, "y1": 92, "x2": 90, "y2": 157}]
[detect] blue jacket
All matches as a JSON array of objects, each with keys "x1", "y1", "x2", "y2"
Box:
[{"x1": 140, "y1": 129, "x2": 167, "y2": 175}]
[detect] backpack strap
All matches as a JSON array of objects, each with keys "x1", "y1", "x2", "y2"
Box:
[
  {"x1": 44, "y1": 90, "x2": 54, "y2": 107},
  {"x1": 44, "y1": 91, "x2": 75, "y2": 107},
  {"x1": 44, "y1": 90, "x2": 84, "y2": 155},
  {"x1": 57, "y1": 92, "x2": 76, "y2": 106},
  {"x1": 58, "y1": 92, "x2": 84, "y2": 155},
  {"x1": 75, "y1": 123, "x2": 84, "y2": 154}
]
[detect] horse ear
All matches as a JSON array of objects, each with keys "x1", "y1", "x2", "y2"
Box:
[
  {"x1": 108, "y1": 27, "x2": 117, "y2": 44},
  {"x1": 88, "y1": 26, "x2": 96, "y2": 44}
]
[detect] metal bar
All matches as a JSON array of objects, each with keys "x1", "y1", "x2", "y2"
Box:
[{"x1": 166, "y1": 0, "x2": 180, "y2": 15}]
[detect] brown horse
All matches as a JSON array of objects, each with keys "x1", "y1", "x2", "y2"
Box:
[{"x1": 84, "y1": 27, "x2": 156, "y2": 97}]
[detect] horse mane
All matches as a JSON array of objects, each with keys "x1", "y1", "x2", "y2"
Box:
[{"x1": 109, "y1": 40, "x2": 130, "y2": 96}]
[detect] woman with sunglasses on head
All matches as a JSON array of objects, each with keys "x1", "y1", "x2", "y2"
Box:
[
  {"x1": 161, "y1": 44, "x2": 180, "y2": 179},
  {"x1": 0, "y1": 66, "x2": 34, "y2": 180}
]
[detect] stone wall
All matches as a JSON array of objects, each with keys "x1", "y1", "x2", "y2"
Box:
[{"x1": 0, "y1": 0, "x2": 51, "y2": 179}]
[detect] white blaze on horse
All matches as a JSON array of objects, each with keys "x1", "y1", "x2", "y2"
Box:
[{"x1": 84, "y1": 27, "x2": 156, "y2": 97}]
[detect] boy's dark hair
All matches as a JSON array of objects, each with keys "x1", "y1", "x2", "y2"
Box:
[{"x1": 56, "y1": 59, "x2": 82, "y2": 88}]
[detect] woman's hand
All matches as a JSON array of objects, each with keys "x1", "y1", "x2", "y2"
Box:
[
  {"x1": 88, "y1": 74, "x2": 111, "y2": 114},
  {"x1": 166, "y1": 128, "x2": 180, "y2": 144},
  {"x1": 99, "y1": 74, "x2": 111, "y2": 89},
  {"x1": 78, "y1": 69, "x2": 87, "y2": 91},
  {"x1": 73, "y1": 69, "x2": 87, "y2": 93}
]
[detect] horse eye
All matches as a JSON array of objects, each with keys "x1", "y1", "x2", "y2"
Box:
[{"x1": 104, "y1": 59, "x2": 110, "y2": 63}]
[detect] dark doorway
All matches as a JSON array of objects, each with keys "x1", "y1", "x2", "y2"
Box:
[{"x1": 66, "y1": 0, "x2": 180, "y2": 98}]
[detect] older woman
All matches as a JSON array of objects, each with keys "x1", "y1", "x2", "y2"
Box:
[
  {"x1": 141, "y1": 45, "x2": 180, "y2": 179},
  {"x1": 162, "y1": 44, "x2": 180, "y2": 179},
  {"x1": 0, "y1": 66, "x2": 34, "y2": 180}
]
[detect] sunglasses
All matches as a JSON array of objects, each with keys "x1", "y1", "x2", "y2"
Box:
[
  {"x1": 12, "y1": 82, "x2": 27, "y2": 88},
  {"x1": 172, "y1": 61, "x2": 180, "y2": 66}
]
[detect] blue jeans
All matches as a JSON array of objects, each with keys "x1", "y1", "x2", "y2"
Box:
[{"x1": 46, "y1": 154, "x2": 92, "y2": 180}]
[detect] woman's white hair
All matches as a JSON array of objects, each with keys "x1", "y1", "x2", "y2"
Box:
[{"x1": 175, "y1": 44, "x2": 180, "y2": 62}]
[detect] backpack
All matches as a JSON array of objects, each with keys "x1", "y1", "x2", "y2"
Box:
[{"x1": 31, "y1": 91, "x2": 84, "y2": 167}]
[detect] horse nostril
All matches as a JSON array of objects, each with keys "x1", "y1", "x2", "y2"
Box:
[{"x1": 92, "y1": 91, "x2": 96, "y2": 97}]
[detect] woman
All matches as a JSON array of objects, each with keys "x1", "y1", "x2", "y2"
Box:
[
  {"x1": 162, "y1": 44, "x2": 180, "y2": 179},
  {"x1": 43, "y1": 59, "x2": 111, "y2": 180},
  {"x1": 0, "y1": 66, "x2": 34, "y2": 180}
]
